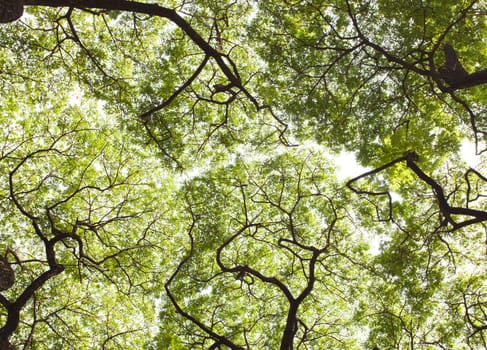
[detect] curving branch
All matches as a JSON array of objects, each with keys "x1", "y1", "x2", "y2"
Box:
[
  {"x1": 215, "y1": 182, "x2": 336, "y2": 350},
  {"x1": 18, "y1": 0, "x2": 290, "y2": 144},
  {"x1": 139, "y1": 55, "x2": 210, "y2": 122},
  {"x1": 0, "y1": 122, "x2": 157, "y2": 347},
  {"x1": 21, "y1": 1, "x2": 243, "y2": 94},
  {"x1": 164, "y1": 207, "x2": 245, "y2": 350},
  {"x1": 343, "y1": 0, "x2": 486, "y2": 151},
  {"x1": 347, "y1": 151, "x2": 487, "y2": 231},
  {"x1": 438, "y1": 43, "x2": 487, "y2": 90}
]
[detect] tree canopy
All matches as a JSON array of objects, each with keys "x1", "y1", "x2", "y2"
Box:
[{"x1": 0, "y1": 0, "x2": 486, "y2": 349}]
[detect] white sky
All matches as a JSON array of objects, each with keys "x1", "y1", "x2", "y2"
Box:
[
  {"x1": 461, "y1": 139, "x2": 482, "y2": 168},
  {"x1": 337, "y1": 139, "x2": 482, "y2": 182},
  {"x1": 335, "y1": 150, "x2": 369, "y2": 180}
]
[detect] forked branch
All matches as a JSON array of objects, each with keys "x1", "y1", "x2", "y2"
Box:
[{"x1": 347, "y1": 152, "x2": 487, "y2": 230}]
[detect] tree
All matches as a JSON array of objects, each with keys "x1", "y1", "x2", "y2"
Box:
[
  {"x1": 0, "y1": 0, "x2": 486, "y2": 349},
  {"x1": 162, "y1": 150, "x2": 368, "y2": 349}
]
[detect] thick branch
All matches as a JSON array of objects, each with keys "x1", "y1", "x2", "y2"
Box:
[
  {"x1": 348, "y1": 152, "x2": 487, "y2": 230},
  {"x1": 439, "y1": 43, "x2": 487, "y2": 90},
  {"x1": 406, "y1": 159, "x2": 487, "y2": 229},
  {"x1": 0, "y1": 264, "x2": 64, "y2": 341},
  {"x1": 23, "y1": 0, "x2": 242, "y2": 87},
  {"x1": 443, "y1": 70, "x2": 487, "y2": 90}
]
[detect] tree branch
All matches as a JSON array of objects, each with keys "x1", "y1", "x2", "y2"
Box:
[{"x1": 24, "y1": 0, "x2": 242, "y2": 87}]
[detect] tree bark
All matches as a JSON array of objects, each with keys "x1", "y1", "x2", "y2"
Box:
[{"x1": 0, "y1": 0, "x2": 23, "y2": 23}]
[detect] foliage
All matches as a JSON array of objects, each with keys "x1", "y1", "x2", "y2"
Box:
[{"x1": 0, "y1": 0, "x2": 486, "y2": 349}]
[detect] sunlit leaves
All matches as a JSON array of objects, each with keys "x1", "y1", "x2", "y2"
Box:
[{"x1": 0, "y1": 0, "x2": 486, "y2": 348}]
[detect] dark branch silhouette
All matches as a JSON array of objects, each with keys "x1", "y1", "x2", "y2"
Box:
[
  {"x1": 0, "y1": 0, "x2": 23, "y2": 23},
  {"x1": 439, "y1": 43, "x2": 487, "y2": 90},
  {"x1": 347, "y1": 151, "x2": 487, "y2": 231},
  {"x1": 0, "y1": 256, "x2": 14, "y2": 292}
]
